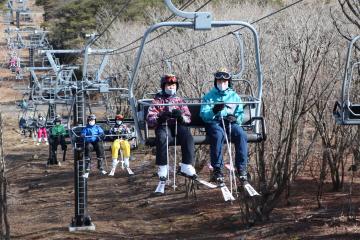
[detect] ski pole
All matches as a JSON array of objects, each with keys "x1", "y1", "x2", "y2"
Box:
[
  {"x1": 220, "y1": 116, "x2": 236, "y2": 198},
  {"x1": 228, "y1": 120, "x2": 238, "y2": 196},
  {"x1": 166, "y1": 119, "x2": 170, "y2": 185},
  {"x1": 173, "y1": 119, "x2": 177, "y2": 190},
  {"x1": 102, "y1": 139, "x2": 108, "y2": 171}
]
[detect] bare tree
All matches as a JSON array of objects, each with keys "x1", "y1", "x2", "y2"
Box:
[
  {"x1": 254, "y1": 2, "x2": 342, "y2": 219},
  {"x1": 332, "y1": 0, "x2": 360, "y2": 41},
  {"x1": 0, "y1": 114, "x2": 10, "y2": 239}
]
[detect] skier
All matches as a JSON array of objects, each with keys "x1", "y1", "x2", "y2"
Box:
[
  {"x1": 36, "y1": 113, "x2": 48, "y2": 145},
  {"x1": 48, "y1": 117, "x2": 67, "y2": 165},
  {"x1": 200, "y1": 67, "x2": 248, "y2": 184},
  {"x1": 9, "y1": 56, "x2": 16, "y2": 72},
  {"x1": 81, "y1": 114, "x2": 107, "y2": 178},
  {"x1": 109, "y1": 114, "x2": 133, "y2": 176},
  {"x1": 146, "y1": 73, "x2": 197, "y2": 182},
  {"x1": 19, "y1": 115, "x2": 26, "y2": 135}
]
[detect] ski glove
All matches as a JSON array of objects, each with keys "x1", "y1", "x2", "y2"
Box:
[
  {"x1": 226, "y1": 115, "x2": 237, "y2": 123},
  {"x1": 171, "y1": 109, "x2": 184, "y2": 123},
  {"x1": 213, "y1": 103, "x2": 225, "y2": 115},
  {"x1": 99, "y1": 133, "x2": 106, "y2": 141},
  {"x1": 157, "y1": 111, "x2": 172, "y2": 124}
]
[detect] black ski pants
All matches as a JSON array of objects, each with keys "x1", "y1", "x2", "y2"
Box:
[
  {"x1": 84, "y1": 141, "x2": 105, "y2": 171},
  {"x1": 49, "y1": 135, "x2": 67, "y2": 164},
  {"x1": 155, "y1": 124, "x2": 194, "y2": 166}
]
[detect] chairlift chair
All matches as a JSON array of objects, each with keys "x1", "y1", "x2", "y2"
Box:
[
  {"x1": 129, "y1": 0, "x2": 266, "y2": 147},
  {"x1": 333, "y1": 35, "x2": 360, "y2": 125}
]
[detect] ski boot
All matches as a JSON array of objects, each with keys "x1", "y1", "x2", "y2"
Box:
[
  {"x1": 178, "y1": 163, "x2": 197, "y2": 179},
  {"x1": 109, "y1": 159, "x2": 119, "y2": 176},
  {"x1": 211, "y1": 167, "x2": 224, "y2": 185},
  {"x1": 236, "y1": 168, "x2": 249, "y2": 185},
  {"x1": 155, "y1": 165, "x2": 168, "y2": 194}
]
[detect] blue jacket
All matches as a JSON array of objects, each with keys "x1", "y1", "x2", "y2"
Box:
[
  {"x1": 200, "y1": 87, "x2": 244, "y2": 124},
  {"x1": 81, "y1": 124, "x2": 104, "y2": 143}
]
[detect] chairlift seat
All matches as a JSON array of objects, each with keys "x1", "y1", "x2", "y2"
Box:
[
  {"x1": 333, "y1": 101, "x2": 360, "y2": 125},
  {"x1": 138, "y1": 98, "x2": 266, "y2": 147}
]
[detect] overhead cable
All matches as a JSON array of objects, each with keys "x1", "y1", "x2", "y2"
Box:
[{"x1": 143, "y1": 0, "x2": 304, "y2": 67}]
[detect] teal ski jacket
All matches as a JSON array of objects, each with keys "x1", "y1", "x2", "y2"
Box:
[{"x1": 200, "y1": 87, "x2": 244, "y2": 124}]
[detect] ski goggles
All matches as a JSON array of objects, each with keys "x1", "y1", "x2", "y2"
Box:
[
  {"x1": 214, "y1": 71, "x2": 231, "y2": 80},
  {"x1": 164, "y1": 75, "x2": 177, "y2": 83}
]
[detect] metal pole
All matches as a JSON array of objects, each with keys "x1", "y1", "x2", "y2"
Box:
[
  {"x1": 69, "y1": 146, "x2": 95, "y2": 231},
  {"x1": 16, "y1": 10, "x2": 20, "y2": 28}
]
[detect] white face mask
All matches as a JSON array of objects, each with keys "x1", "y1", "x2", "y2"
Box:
[
  {"x1": 116, "y1": 120, "x2": 122, "y2": 125},
  {"x1": 165, "y1": 88, "x2": 176, "y2": 96},
  {"x1": 56, "y1": 122, "x2": 60, "y2": 125},
  {"x1": 39, "y1": 117, "x2": 43, "y2": 120},
  {"x1": 89, "y1": 120, "x2": 95, "y2": 126},
  {"x1": 217, "y1": 82, "x2": 229, "y2": 91}
]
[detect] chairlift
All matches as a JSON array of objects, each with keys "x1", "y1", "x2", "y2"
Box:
[
  {"x1": 333, "y1": 35, "x2": 360, "y2": 125},
  {"x1": 129, "y1": 0, "x2": 266, "y2": 147}
]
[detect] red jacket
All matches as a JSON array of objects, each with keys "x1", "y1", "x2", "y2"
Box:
[{"x1": 146, "y1": 92, "x2": 191, "y2": 128}]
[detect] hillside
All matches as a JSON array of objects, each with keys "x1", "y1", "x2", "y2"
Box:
[{"x1": 1, "y1": 0, "x2": 360, "y2": 239}]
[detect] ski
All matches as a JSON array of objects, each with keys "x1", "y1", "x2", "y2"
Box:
[
  {"x1": 176, "y1": 169, "x2": 217, "y2": 189},
  {"x1": 220, "y1": 184, "x2": 235, "y2": 201},
  {"x1": 155, "y1": 180, "x2": 166, "y2": 194},
  {"x1": 108, "y1": 168, "x2": 116, "y2": 176},
  {"x1": 195, "y1": 178, "x2": 217, "y2": 189},
  {"x1": 126, "y1": 167, "x2": 134, "y2": 175},
  {"x1": 108, "y1": 167, "x2": 133, "y2": 176},
  {"x1": 243, "y1": 183, "x2": 260, "y2": 197},
  {"x1": 224, "y1": 164, "x2": 260, "y2": 197}
]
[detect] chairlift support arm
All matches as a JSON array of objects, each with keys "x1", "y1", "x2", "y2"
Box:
[
  {"x1": 342, "y1": 35, "x2": 360, "y2": 108},
  {"x1": 232, "y1": 31, "x2": 245, "y2": 80},
  {"x1": 165, "y1": 0, "x2": 212, "y2": 30}
]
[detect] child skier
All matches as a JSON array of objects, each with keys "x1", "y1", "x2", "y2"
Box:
[
  {"x1": 81, "y1": 114, "x2": 106, "y2": 178},
  {"x1": 36, "y1": 113, "x2": 48, "y2": 145},
  {"x1": 109, "y1": 114, "x2": 133, "y2": 176}
]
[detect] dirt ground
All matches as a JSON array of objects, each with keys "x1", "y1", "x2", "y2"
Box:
[
  {"x1": 3, "y1": 109, "x2": 360, "y2": 240},
  {"x1": 1, "y1": 1, "x2": 360, "y2": 240}
]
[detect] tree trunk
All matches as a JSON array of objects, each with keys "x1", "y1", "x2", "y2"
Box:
[{"x1": 0, "y1": 114, "x2": 10, "y2": 239}]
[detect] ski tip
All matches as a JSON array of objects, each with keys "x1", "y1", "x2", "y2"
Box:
[
  {"x1": 154, "y1": 181, "x2": 166, "y2": 195},
  {"x1": 126, "y1": 168, "x2": 134, "y2": 175},
  {"x1": 196, "y1": 179, "x2": 218, "y2": 189},
  {"x1": 152, "y1": 191, "x2": 165, "y2": 197},
  {"x1": 221, "y1": 185, "x2": 235, "y2": 202},
  {"x1": 244, "y1": 183, "x2": 260, "y2": 197}
]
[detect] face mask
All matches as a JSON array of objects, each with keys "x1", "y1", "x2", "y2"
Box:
[
  {"x1": 165, "y1": 88, "x2": 176, "y2": 96},
  {"x1": 89, "y1": 120, "x2": 95, "y2": 126},
  {"x1": 116, "y1": 120, "x2": 122, "y2": 125},
  {"x1": 217, "y1": 82, "x2": 228, "y2": 91},
  {"x1": 56, "y1": 122, "x2": 60, "y2": 125},
  {"x1": 39, "y1": 117, "x2": 43, "y2": 121}
]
